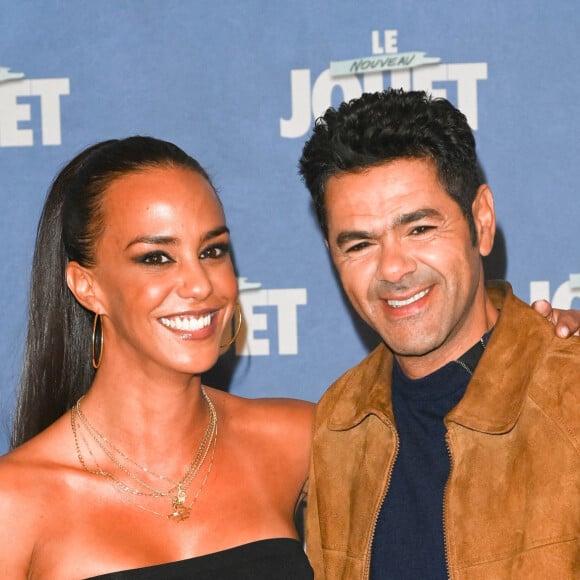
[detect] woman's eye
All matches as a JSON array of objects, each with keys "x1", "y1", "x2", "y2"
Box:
[
  {"x1": 139, "y1": 252, "x2": 173, "y2": 265},
  {"x1": 200, "y1": 243, "x2": 230, "y2": 260}
]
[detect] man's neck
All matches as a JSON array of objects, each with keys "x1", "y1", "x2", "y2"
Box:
[{"x1": 396, "y1": 294, "x2": 498, "y2": 379}]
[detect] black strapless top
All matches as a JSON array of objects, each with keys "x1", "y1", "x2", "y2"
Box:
[{"x1": 84, "y1": 538, "x2": 313, "y2": 579}]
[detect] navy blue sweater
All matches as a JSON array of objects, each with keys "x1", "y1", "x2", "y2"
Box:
[{"x1": 370, "y1": 337, "x2": 487, "y2": 579}]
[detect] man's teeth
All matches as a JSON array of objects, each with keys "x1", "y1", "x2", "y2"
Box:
[
  {"x1": 160, "y1": 314, "x2": 212, "y2": 331},
  {"x1": 387, "y1": 288, "x2": 429, "y2": 308}
]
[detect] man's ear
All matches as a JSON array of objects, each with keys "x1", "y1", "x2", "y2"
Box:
[
  {"x1": 472, "y1": 184, "x2": 496, "y2": 257},
  {"x1": 66, "y1": 261, "x2": 103, "y2": 313}
]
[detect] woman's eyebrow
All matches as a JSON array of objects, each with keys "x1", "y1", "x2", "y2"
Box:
[
  {"x1": 125, "y1": 226, "x2": 230, "y2": 250},
  {"x1": 203, "y1": 225, "x2": 230, "y2": 242}
]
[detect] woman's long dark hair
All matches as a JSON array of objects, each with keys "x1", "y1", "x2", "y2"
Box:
[{"x1": 11, "y1": 136, "x2": 213, "y2": 448}]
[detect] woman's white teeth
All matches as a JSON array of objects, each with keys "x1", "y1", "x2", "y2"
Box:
[
  {"x1": 161, "y1": 314, "x2": 212, "y2": 331},
  {"x1": 387, "y1": 288, "x2": 429, "y2": 308}
]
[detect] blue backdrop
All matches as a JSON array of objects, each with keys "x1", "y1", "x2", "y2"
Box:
[{"x1": 1, "y1": 1, "x2": 578, "y2": 453}]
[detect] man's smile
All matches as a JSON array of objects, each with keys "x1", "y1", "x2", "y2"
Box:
[{"x1": 386, "y1": 288, "x2": 430, "y2": 308}]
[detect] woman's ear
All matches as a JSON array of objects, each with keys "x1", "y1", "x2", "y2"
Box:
[
  {"x1": 472, "y1": 184, "x2": 496, "y2": 257},
  {"x1": 66, "y1": 261, "x2": 103, "y2": 313}
]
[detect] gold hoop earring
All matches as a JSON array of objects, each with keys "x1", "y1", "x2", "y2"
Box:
[
  {"x1": 92, "y1": 313, "x2": 104, "y2": 369},
  {"x1": 220, "y1": 303, "x2": 243, "y2": 350}
]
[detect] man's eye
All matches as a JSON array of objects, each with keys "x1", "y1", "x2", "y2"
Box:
[
  {"x1": 200, "y1": 243, "x2": 230, "y2": 260},
  {"x1": 410, "y1": 225, "x2": 435, "y2": 235},
  {"x1": 344, "y1": 242, "x2": 369, "y2": 254},
  {"x1": 346, "y1": 241, "x2": 370, "y2": 253},
  {"x1": 139, "y1": 252, "x2": 173, "y2": 265}
]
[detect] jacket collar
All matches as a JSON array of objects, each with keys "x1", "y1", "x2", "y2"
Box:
[
  {"x1": 446, "y1": 281, "x2": 553, "y2": 433},
  {"x1": 327, "y1": 282, "x2": 554, "y2": 434},
  {"x1": 327, "y1": 343, "x2": 395, "y2": 431}
]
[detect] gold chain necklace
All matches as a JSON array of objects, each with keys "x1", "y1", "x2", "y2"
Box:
[
  {"x1": 73, "y1": 389, "x2": 217, "y2": 494},
  {"x1": 71, "y1": 386, "x2": 217, "y2": 521}
]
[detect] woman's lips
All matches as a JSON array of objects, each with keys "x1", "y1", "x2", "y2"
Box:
[{"x1": 159, "y1": 312, "x2": 214, "y2": 332}]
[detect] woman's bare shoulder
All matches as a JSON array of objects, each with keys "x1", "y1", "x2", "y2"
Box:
[
  {"x1": 207, "y1": 388, "x2": 315, "y2": 438},
  {"x1": 207, "y1": 389, "x2": 315, "y2": 468},
  {"x1": 0, "y1": 434, "x2": 63, "y2": 577},
  {"x1": 0, "y1": 419, "x2": 70, "y2": 495},
  {"x1": 206, "y1": 389, "x2": 315, "y2": 503},
  {"x1": 0, "y1": 415, "x2": 76, "y2": 519},
  {"x1": 0, "y1": 444, "x2": 43, "y2": 521}
]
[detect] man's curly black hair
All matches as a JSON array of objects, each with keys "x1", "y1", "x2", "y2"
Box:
[{"x1": 298, "y1": 89, "x2": 484, "y2": 243}]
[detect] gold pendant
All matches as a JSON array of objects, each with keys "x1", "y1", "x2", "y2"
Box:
[
  {"x1": 168, "y1": 504, "x2": 191, "y2": 522},
  {"x1": 168, "y1": 486, "x2": 190, "y2": 522}
]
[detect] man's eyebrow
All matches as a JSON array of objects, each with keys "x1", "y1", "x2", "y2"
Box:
[
  {"x1": 125, "y1": 226, "x2": 230, "y2": 250},
  {"x1": 396, "y1": 208, "x2": 443, "y2": 225}
]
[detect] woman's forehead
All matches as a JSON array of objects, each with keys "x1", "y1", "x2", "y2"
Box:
[{"x1": 99, "y1": 166, "x2": 225, "y2": 237}]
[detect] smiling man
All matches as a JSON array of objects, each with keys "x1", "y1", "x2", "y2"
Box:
[{"x1": 299, "y1": 89, "x2": 579, "y2": 579}]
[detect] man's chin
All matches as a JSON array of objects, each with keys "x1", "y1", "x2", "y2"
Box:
[{"x1": 381, "y1": 333, "x2": 444, "y2": 359}]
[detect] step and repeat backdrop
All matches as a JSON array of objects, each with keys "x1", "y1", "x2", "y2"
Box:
[{"x1": 0, "y1": 1, "x2": 578, "y2": 452}]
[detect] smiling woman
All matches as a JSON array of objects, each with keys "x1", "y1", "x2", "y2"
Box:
[
  {"x1": 66, "y1": 165, "x2": 239, "y2": 379},
  {"x1": 0, "y1": 137, "x2": 314, "y2": 579}
]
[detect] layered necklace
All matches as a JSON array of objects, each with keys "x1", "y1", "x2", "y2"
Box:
[{"x1": 71, "y1": 386, "x2": 217, "y2": 522}]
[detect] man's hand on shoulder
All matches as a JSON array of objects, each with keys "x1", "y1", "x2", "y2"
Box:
[{"x1": 532, "y1": 300, "x2": 580, "y2": 338}]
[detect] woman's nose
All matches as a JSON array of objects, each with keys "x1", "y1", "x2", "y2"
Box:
[{"x1": 176, "y1": 260, "x2": 212, "y2": 300}]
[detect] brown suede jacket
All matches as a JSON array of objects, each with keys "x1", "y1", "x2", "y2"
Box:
[{"x1": 305, "y1": 282, "x2": 579, "y2": 579}]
